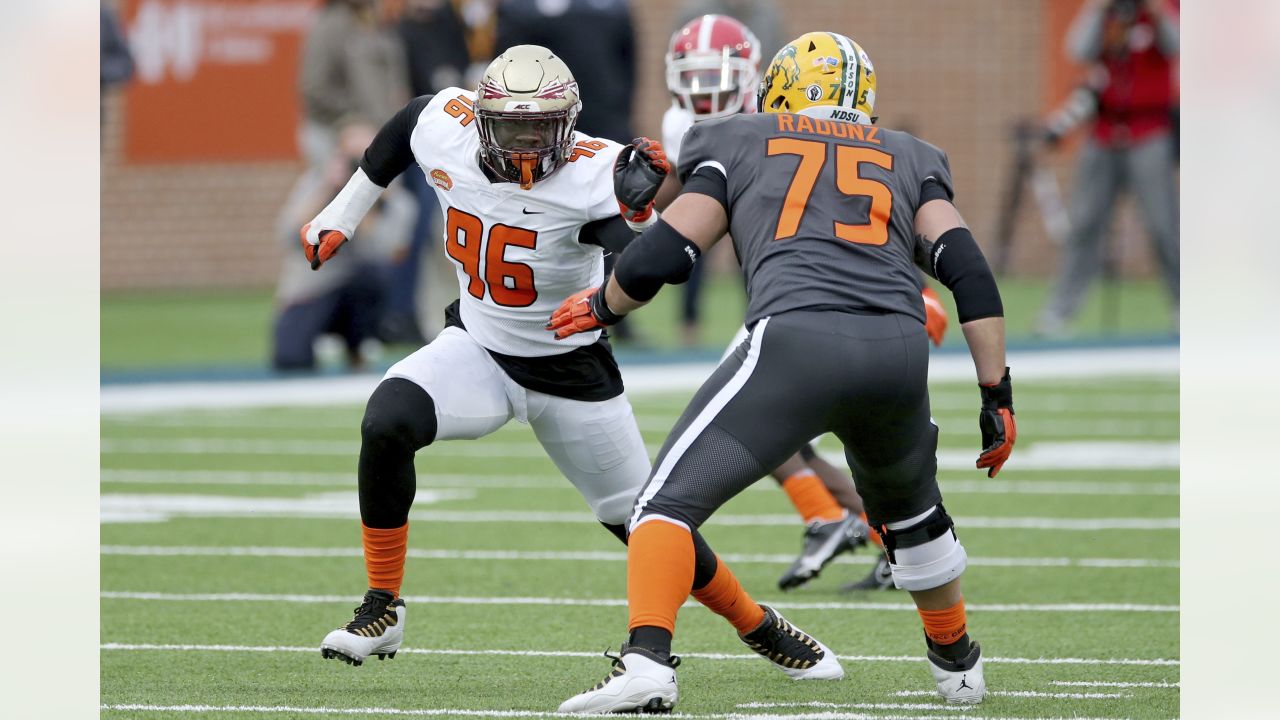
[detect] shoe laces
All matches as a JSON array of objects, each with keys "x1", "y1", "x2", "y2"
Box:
[
  {"x1": 584, "y1": 647, "x2": 680, "y2": 693},
  {"x1": 343, "y1": 590, "x2": 395, "y2": 632},
  {"x1": 743, "y1": 611, "x2": 823, "y2": 669}
]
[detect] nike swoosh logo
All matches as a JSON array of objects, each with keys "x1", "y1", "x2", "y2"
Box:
[{"x1": 522, "y1": 208, "x2": 545, "y2": 214}]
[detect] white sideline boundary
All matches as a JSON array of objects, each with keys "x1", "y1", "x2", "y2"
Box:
[
  {"x1": 98, "y1": 591, "x2": 1178, "y2": 613},
  {"x1": 99, "y1": 642, "x2": 1180, "y2": 666},
  {"x1": 100, "y1": 346, "x2": 1177, "y2": 414},
  {"x1": 893, "y1": 690, "x2": 1127, "y2": 699},
  {"x1": 99, "y1": 544, "x2": 1180, "y2": 569},
  {"x1": 1051, "y1": 681, "x2": 1179, "y2": 689}
]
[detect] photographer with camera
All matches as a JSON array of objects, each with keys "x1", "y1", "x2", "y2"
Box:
[{"x1": 1037, "y1": 0, "x2": 1180, "y2": 337}]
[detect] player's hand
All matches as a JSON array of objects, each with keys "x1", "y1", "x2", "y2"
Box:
[
  {"x1": 614, "y1": 137, "x2": 670, "y2": 224},
  {"x1": 546, "y1": 287, "x2": 624, "y2": 340},
  {"x1": 976, "y1": 368, "x2": 1016, "y2": 478},
  {"x1": 922, "y1": 287, "x2": 948, "y2": 346},
  {"x1": 300, "y1": 222, "x2": 349, "y2": 271}
]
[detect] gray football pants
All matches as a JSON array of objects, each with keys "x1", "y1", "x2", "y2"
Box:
[
  {"x1": 629, "y1": 310, "x2": 942, "y2": 532},
  {"x1": 1041, "y1": 132, "x2": 1179, "y2": 326}
]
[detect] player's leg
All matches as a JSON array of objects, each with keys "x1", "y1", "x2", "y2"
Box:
[
  {"x1": 1038, "y1": 138, "x2": 1123, "y2": 335},
  {"x1": 835, "y1": 318, "x2": 983, "y2": 703},
  {"x1": 1126, "y1": 132, "x2": 1180, "y2": 318},
  {"x1": 320, "y1": 328, "x2": 513, "y2": 665},
  {"x1": 559, "y1": 317, "x2": 845, "y2": 713}
]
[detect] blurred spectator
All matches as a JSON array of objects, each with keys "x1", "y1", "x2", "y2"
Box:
[
  {"x1": 101, "y1": 3, "x2": 134, "y2": 128},
  {"x1": 676, "y1": 0, "x2": 785, "y2": 61},
  {"x1": 382, "y1": 0, "x2": 474, "y2": 344},
  {"x1": 495, "y1": 0, "x2": 646, "y2": 344},
  {"x1": 298, "y1": 0, "x2": 409, "y2": 172},
  {"x1": 273, "y1": 124, "x2": 416, "y2": 371},
  {"x1": 1038, "y1": 0, "x2": 1180, "y2": 336},
  {"x1": 495, "y1": 0, "x2": 636, "y2": 143}
]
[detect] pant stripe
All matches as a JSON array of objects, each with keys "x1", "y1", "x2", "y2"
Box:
[{"x1": 628, "y1": 317, "x2": 771, "y2": 531}]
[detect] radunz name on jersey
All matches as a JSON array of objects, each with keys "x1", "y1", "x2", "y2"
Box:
[{"x1": 775, "y1": 113, "x2": 881, "y2": 143}]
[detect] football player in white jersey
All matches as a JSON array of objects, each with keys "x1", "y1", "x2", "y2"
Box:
[
  {"x1": 655, "y1": 15, "x2": 951, "y2": 594},
  {"x1": 299, "y1": 45, "x2": 842, "y2": 684}
]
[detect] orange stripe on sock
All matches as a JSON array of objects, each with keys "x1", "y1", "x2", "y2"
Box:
[
  {"x1": 363, "y1": 523, "x2": 408, "y2": 597},
  {"x1": 860, "y1": 512, "x2": 883, "y2": 548},
  {"x1": 781, "y1": 470, "x2": 845, "y2": 523},
  {"x1": 627, "y1": 519, "x2": 696, "y2": 634},
  {"x1": 691, "y1": 555, "x2": 765, "y2": 635},
  {"x1": 918, "y1": 599, "x2": 968, "y2": 646}
]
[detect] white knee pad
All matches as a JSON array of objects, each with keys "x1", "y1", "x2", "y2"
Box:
[{"x1": 881, "y1": 505, "x2": 968, "y2": 591}]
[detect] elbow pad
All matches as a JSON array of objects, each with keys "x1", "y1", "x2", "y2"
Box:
[
  {"x1": 612, "y1": 218, "x2": 702, "y2": 302},
  {"x1": 928, "y1": 227, "x2": 1003, "y2": 323}
]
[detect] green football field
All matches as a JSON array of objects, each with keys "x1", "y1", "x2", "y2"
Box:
[{"x1": 100, "y1": 372, "x2": 1179, "y2": 719}]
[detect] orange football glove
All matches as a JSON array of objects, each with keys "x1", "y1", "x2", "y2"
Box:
[
  {"x1": 921, "y1": 286, "x2": 948, "y2": 347},
  {"x1": 976, "y1": 368, "x2": 1016, "y2": 478},
  {"x1": 546, "y1": 287, "x2": 623, "y2": 340},
  {"x1": 300, "y1": 222, "x2": 349, "y2": 270}
]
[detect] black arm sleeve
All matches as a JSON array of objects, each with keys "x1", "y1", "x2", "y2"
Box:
[
  {"x1": 578, "y1": 215, "x2": 636, "y2": 255},
  {"x1": 919, "y1": 176, "x2": 953, "y2": 205},
  {"x1": 681, "y1": 166, "x2": 729, "y2": 211},
  {"x1": 359, "y1": 95, "x2": 434, "y2": 188},
  {"x1": 613, "y1": 219, "x2": 702, "y2": 302},
  {"x1": 927, "y1": 227, "x2": 1004, "y2": 323}
]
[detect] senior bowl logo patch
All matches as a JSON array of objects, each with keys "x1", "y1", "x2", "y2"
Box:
[{"x1": 430, "y1": 169, "x2": 453, "y2": 191}]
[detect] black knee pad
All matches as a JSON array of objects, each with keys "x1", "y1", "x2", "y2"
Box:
[
  {"x1": 361, "y1": 377, "x2": 438, "y2": 454},
  {"x1": 798, "y1": 442, "x2": 817, "y2": 462}
]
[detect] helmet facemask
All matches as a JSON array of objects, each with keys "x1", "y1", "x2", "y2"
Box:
[
  {"x1": 476, "y1": 105, "x2": 578, "y2": 190},
  {"x1": 667, "y1": 47, "x2": 757, "y2": 121}
]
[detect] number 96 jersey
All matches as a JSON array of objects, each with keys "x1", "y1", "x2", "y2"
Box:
[{"x1": 411, "y1": 89, "x2": 626, "y2": 357}]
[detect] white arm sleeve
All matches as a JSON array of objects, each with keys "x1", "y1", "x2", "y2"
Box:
[{"x1": 303, "y1": 168, "x2": 385, "y2": 246}]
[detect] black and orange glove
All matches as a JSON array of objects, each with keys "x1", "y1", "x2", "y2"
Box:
[
  {"x1": 546, "y1": 287, "x2": 625, "y2": 340},
  {"x1": 300, "y1": 222, "x2": 349, "y2": 271},
  {"x1": 614, "y1": 137, "x2": 670, "y2": 225},
  {"x1": 921, "y1": 287, "x2": 948, "y2": 347},
  {"x1": 976, "y1": 368, "x2": 1016, "y2": 477}
]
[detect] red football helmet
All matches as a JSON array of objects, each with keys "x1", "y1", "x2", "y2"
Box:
[{"x1": 665, "y1": 14, "x2": 762, "y2": 121}]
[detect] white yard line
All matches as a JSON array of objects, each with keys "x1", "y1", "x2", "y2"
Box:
[
  {"x1": 100, "y1": 436, "x2": 1179, "y2": 471},
  {"x1": 99, "y1": 642, "x2": 1180, "y2": 666},
  {"x1": 98, "y1": 469, "x2": 1179, "y2": 497},
  {"x1": 99, "y1": 545, "x2": 1179, "y2": 569},
  {"x1": 894, "y1": 689, "x2": 1128, "y2": 699},
  {"x1": 98, "y1": 494, "x2": 1180, "y2": 529},
  {"x1": 100, "y1": 347, "x2": 1177, "y2": 415},
  {"x1": 1051, "y1": 681, "x2": 1179, "y2": 688},
  {"x1": 98, "y1": 591, "x2": 1178, "y2": 613}
]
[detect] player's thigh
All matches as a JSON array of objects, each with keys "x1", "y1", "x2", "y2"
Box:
[
  {"x1": 528, "y1": 391, "x2": 650, "y2": 525},
  {"x1": 383, "y1": 327, "x2": 512, "y2": 440},
  {"x1": 635, "y1": 317, "x2": 827, "y2": 530}
]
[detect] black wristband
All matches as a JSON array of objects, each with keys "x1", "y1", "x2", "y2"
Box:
[
  {"x1": 979, "y1": 367, "x2": 1013, "y2": 410},
  {"x1": 590, "y1": 286, "x2": 625, "y2": 326}
]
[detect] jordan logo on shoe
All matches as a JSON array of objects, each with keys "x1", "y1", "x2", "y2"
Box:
[{"x1": 957, "y1": 675, "x2": 972, "y2": 691}]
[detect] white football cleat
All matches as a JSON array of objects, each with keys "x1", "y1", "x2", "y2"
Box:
[
  {"x1": 558, "y1": 645, "x2": 680, "y2": 714},
  {"x1": 740, "y1": 605, "x2": 844, "y2": 680},
  {"x1": 927, "y1": 639, "x2": 986, "y2": 704},
  {"x1": 319, "y1": 589, "x2": 405, "y2": 666}
]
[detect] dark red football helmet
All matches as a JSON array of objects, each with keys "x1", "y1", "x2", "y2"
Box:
[{"x1": 665, "y1": 14, "x2": 762, "y2": 120}]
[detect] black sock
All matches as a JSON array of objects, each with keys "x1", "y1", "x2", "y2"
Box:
[
  {"x1": 628, "y1": 626, "x2": 672, "y2": 657},
  {"x1": 928, "y1": 631, "x2": 973, "y2": 663}
]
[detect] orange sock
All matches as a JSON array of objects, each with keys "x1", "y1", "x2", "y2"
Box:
[
  {"x1": 627, "y1": 518, "x2": 696, "y2": 633},
  {"x1": 691, "y1": 556, "x2": 765, "y2": 634},
  {"x1": 363, "y1": 523, "x2": 408, "y2": 597},
  {"x1": 918, "y1": 599, "x2": 968, "y2": 646},
  {"x1": 860, "y1": 512, "x2": 884, "y2": 548},
  {"x1": 781, "y1": 470, "x2": 845, "y2": 523}
]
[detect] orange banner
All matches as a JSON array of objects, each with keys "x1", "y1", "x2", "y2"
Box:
[{"x1": 121, "y1": 0, "x2": 318, "y2": 163}]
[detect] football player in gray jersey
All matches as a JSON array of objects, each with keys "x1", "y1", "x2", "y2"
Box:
[{"x1": 550, "y1": 32, "x2": 1015, "y2": 710}]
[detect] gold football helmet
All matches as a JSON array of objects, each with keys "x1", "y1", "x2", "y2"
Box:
[{"x1": 757, "y1": 31, "x2": 877, "y2": 123}]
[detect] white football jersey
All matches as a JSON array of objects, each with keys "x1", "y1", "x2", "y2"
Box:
[
  {"x1": 410, "y1": 89, "x2": 624, "y2": 357},
  {"x1": 661, "y1": 104, "x2": 694, "y2": 169}
]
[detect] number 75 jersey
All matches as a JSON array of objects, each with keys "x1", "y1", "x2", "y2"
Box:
[
  {"x1": 677, "y1": 111, "x2": 955, "y2": 328},
  {"x1": 410, "y1": 89, "x2": 626, "y2": 357}
]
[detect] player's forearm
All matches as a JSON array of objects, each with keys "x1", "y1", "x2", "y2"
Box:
[
  {"x1": 311, "y1": 168, "x2": 385, "y2": 238},
  {"x1": 604, "y1": 275, "x2": 647, "y2": 316},
  {"x1": 960, "y1": 317, "x2": 1007, "y2": 386}
]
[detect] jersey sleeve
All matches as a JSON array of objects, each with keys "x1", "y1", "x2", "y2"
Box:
[
  {"x1": 580, "y1": 136, "x2": 628, "y2": 223},
  {"x1": 661, "y1": 105, "x2": 693, "y2": 167},
  {"x1": 675, "y1": 118, "x2": 735, "y2": 184},
  {"x1": 910, "y1": 138, "x2": 955, "y2": 205},
  {"x1": 359, "y1": 94, "x2": 434, "y2": 187}
]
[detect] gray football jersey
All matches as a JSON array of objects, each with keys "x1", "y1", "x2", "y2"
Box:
[{"x1": 678, "y1": 112, "x2": 954, "y2": 326}]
